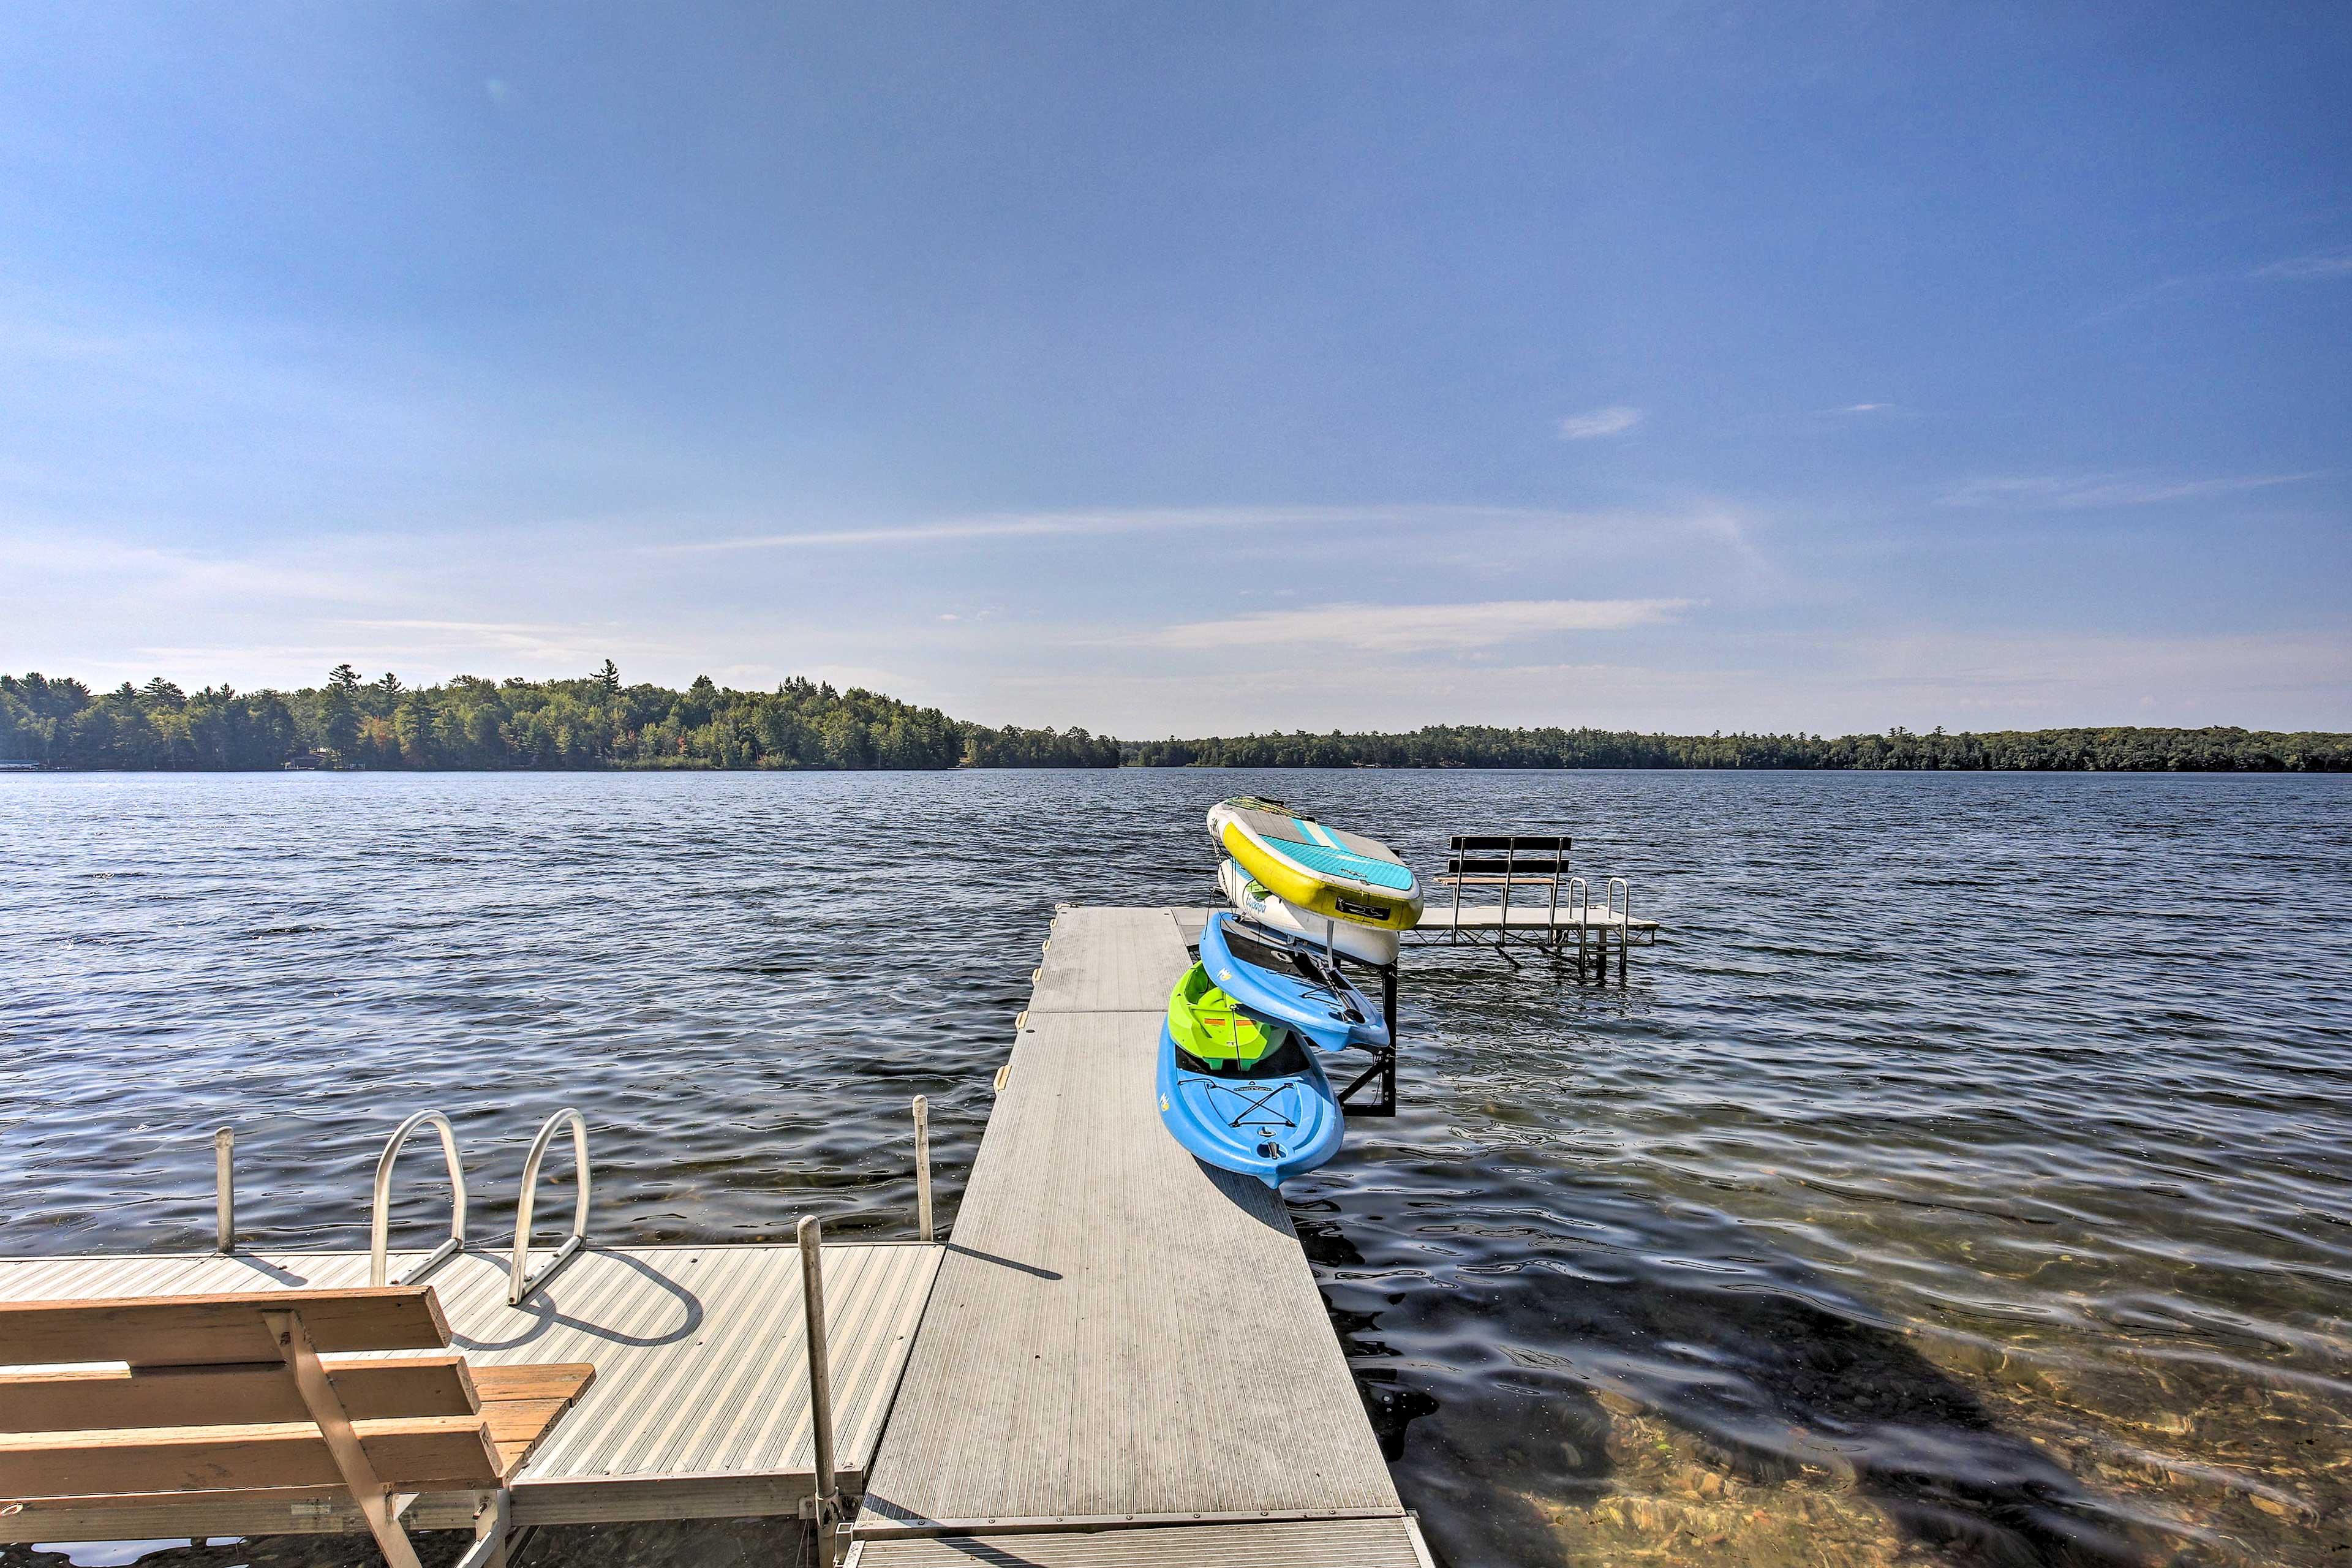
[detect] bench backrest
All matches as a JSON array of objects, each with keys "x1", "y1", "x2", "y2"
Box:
[
  {"x1": 1446, "y1": 833, "x2": 1571, "y2": 877},
  {"x1": 0, "y1": 1286, "x2": 449, "y2": 1366},
  {"x1": 0, "y1": 1287, "x2": 503, "y2": 1519}
]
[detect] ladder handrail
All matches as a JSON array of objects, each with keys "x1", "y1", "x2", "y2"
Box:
[
  {"x1": 369, "y1": 1110, "x2": 467, "y2": 1287},
  {"x1": 1608, "y1": 876, "x2": 1631, "y2": 928},
  {"x1": 509, "y1": 1108, "x2": 591, "y2": 1305}
]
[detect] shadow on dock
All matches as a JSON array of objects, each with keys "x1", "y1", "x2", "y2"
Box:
[
  {"x1": 942, "y1": 1240, "x2": 1062, "y2": 1280},
  {"x1": 455, "y1": 1247, "x2": 705, "y2": 1352}
]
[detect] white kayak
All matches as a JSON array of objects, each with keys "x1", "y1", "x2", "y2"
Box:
[{"x1": 1216, "y1": 858, "x2": 1402, "y2": 967}]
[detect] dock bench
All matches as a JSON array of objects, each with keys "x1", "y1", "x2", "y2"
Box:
[
  {"x1": 0, "y1": 1243, "x2": 940, "y2": 1545},
  {"x1": 1408, "y1": 832, "x2": 1659, "y2": 977},
  {"x1": 0, "y1": 1285, "x2": 592, "y2": 1567}
]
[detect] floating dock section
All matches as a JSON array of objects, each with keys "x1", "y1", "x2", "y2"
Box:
[{"x1": 849, "y1": 906, "x2": 1431, "y2": 1566}]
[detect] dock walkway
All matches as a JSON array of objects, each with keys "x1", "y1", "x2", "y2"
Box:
[{"x1": 850, "y1": 906, "x2": 1428, "y2": 1566}]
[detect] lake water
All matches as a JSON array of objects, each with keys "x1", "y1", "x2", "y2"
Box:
[{"x1": 2, "y1": 770, "x2": 2348, "y2": 1568}]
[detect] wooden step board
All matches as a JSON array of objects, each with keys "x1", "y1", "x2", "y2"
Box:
[{"x1": 473, "y1": 1362, "x2": 600, "y2": 1473}]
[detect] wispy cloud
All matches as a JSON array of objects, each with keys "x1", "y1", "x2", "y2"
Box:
[
  {"x1": 2078, "y1": 274, "x2": 2205, "y2": 327},
  {"x1": 650, "y1": 507, "x2": 1253, "y2": 554},
  {"x1": 1838, "y1": 402, "x2": 1894, "y2": 414},
  {"x1": 2083, "y1": 246, "x2": 2352, "y2": 326},
  {"x1": 1940, "y1": 471, "x2": 2323, "y2": 510},
  {"x1": 745, "y1": 620, "x2": 2352, "y2": 737},
  {"x1": 1135, "y1": 598, "x2": 1695, "y2": 654},
  {"x1": 339, "y1": 618, "x2": 608, "y2": 662},
  {"x1": 1557, "y1": 405, "x2": 1643, "y2": 440},
  {"x1": 0, "y1": 527, "x2": 372, "y2": 602},
  {"x1": 2252, "y1": 247, "x2": 2352, "y2": 281},
  {"x1": 1815, "y1": 628, "x2": 2352, "y2": 717},
  {"x1": 647, "y1": 502, "x2": 1698, "y2": 556}
]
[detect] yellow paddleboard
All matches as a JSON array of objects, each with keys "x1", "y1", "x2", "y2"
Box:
[{"x1": 1205, "y1": 797, "x2": 1423, "y2": 932}]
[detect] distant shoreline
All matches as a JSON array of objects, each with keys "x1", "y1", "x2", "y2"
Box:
[
  {"x1": 7, "y1": 761, "x2": 2350, "y2": 776},
  {"x1": 4, "y1": 668, "x2": 2346, "y2": 772},
  {"x1": 1125, "y1": 725, "x2": 2351, "y2": 772}
]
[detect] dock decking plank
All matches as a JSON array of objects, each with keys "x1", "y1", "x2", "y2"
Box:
[
  {"x1": 1023, "y1": 905, "x2": 1196, "y2": 1014},
  {"x1": 847, "y1": 1516, "x2": 1434, "y2": 1567},
  {"x1": 856, "y1": 907, "x2": 1400, "y2": 1533}
]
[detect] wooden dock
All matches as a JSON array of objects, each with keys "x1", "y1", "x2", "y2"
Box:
[{"x1": 848, "y1": 906, "x2": 1430, "y2": 1566}]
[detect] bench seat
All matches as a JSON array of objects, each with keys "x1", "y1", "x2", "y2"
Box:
[{"x1": 0, "y1": 1287, "x2": 593, "y2": 1568}]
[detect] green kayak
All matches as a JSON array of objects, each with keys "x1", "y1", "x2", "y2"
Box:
[{"x1": 1164, "y1": 961, "x2": 1284, "y2": 1068}]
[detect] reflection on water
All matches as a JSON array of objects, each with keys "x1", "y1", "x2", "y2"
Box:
[{"x1": 3, "y1": 771, "x2": 2348, "y2": 1567}]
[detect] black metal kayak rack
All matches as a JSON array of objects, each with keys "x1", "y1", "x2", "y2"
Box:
[{"x1": 1182, "y1": 916, "x2": 1400, "y2": 1119}]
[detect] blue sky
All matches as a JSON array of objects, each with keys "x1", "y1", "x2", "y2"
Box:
[{"x1": 2, "y1": 4, "x2": 2346, "y2": 735}]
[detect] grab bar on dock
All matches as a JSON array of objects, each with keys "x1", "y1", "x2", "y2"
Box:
[
  {"x1": 1567, "y1": 876, "x2": 1588, "y2": 929},
  {"x1": 370, "y1": 1110, "x2": 469, "y2": 1287},
  {"x1": 213, "y1": 1126, "x2": 235, "y2": 1254},
  {"x1": 509, "y1": 1109, "x2": 592, "y2": 1305},
  {"x1": 798, "y1": 1213, "x2": 842, "y2": 1551},
  {"x1": 913, "y1": 1096, "x2": 934, "y2": 1243},
  {"x1": 1608, "y1": 877, "x2": 1632, "y2": 929}
]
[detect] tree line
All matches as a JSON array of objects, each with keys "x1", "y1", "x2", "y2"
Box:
[
  {"x1": 4, "y1": 668, "x2": 2342, "y2": 772},
  {"x1": 1121, "y1": 724, "x2": 2352, "y2": 772},
  {"x1": 0, "y1": 665, "x2": 1119, "y2": 770}
]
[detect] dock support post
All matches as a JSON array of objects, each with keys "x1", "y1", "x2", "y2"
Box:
[
  {"x1": 798, "y1": 1213, "x2": 842, "y2": 1561},
  {"x1": 913, "y1": 1096, "x2": 933, "y2": 1243},
  {"x1": 213, "y1": 1126, "x2": 235, "y2": 1253}
]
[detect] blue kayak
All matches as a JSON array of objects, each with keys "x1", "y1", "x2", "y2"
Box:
[
  {"x1": 1156, "y1": 1008, "x2": 1344, "y2": 1189},
  {"x1": 1199, "y1": 910, "x2": 1390, "y2": 1053}
]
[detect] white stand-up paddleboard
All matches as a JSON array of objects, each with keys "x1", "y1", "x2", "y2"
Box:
[{"x1": 1217, "y1": 857, "x2": 1403, "y2": 967}]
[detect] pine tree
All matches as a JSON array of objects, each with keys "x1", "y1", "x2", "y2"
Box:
[{"x1": 320, "y1": 666, "x2": 360, "y2": 758}]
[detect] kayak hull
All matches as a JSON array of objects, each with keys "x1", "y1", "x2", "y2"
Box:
[
  {"x1": 1218, "y1": 858, "x2": 1401, "y2": 967},
  {"x1": 1207, "y1": 800, "x2": 1423, "y2": 933},
  {"x1": 1156, "y1": 1020, "x2": 1345, "y2": 1188},
  {"x1": 1199, "y1": 910, "x2": 1390, "y2": 1053}
]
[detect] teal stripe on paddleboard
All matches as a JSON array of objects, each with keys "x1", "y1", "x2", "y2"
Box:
[{"x1": 1269, "y1": 837, "x2": 1415, "y2": 892}]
